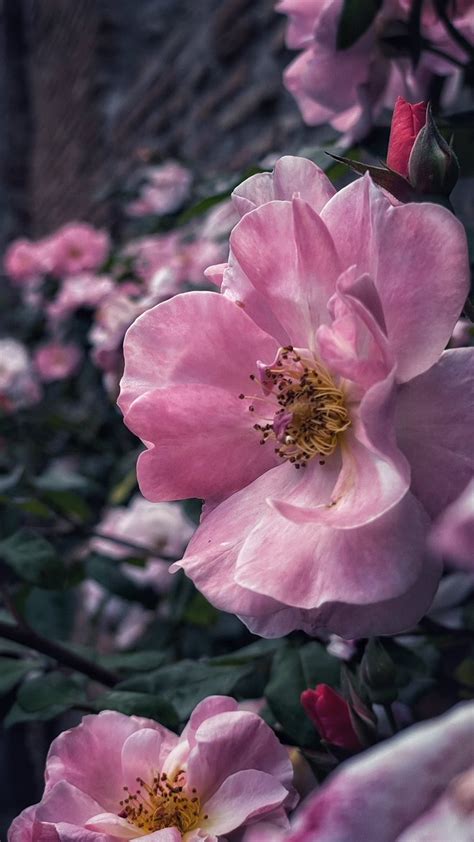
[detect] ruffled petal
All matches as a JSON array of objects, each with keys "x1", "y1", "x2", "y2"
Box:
[
  {"x1": 201, "y1": 770, "x2": 288, "y2": 836},
  {"x1": 119, "y1": 290, "x2": 278, "y2": 415},
  {"x1": 232, "y1": 155, "x2": 335, "y2": 217},
  {"x1": 228, "y1": 198, "x2": 341, "y2": 349},
  {"x1": 321, "y1": 176, "x2": 470, "y2": 382},
  {"x1": 125, "y1": 384, "x2": 280, "y2": 502},
  {"x1": 396, "y1": 348, "x2": 474, "y2": 518}
]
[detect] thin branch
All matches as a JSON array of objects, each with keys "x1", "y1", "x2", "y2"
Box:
[
  {"x1": 423, "y1": 43, "x2": 467, "y2": 68},
  {"x1": 0, "y1": 620, "x2": 119, "y2": 687},
  {"x1": 434, "y1": 0, "x2": 474, "y2": 59}
]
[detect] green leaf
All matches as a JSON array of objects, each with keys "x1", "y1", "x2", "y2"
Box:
[
  {"x1": 183, "y1": 592, "x2": 219, "y2": 627},
  {"x1": 0, "y1": 658, "x2": 39, "y2": 695},
  {"x1": 265, "y1": 642, "x2": 340, "y2": 747},
  {"x1": 119, "y1": 659, "x2": 253, "y2": 720},
  {"x1": 4, "y1": 700, "x2": 69, "y2": 727},
  {"x1": 92, "y1": 691, "x2": 178, "y2": 728},
  {"x1": 85, "y1": 553, "x2": 158, "y2": 608},
  {"x1": 361, "y1": 639, "x2": 398, "y2": 704},
  {"x1": 17, "y1": 671, "x2": 85, "y2": 713},
  {"x1": 0, "y1": 529, "x2": 64, "y2": 589},
  {"x1": 99, "y1": 650, "x2": 168, "y2": 674},
  {"x1": 337, "y1": 0, "x2": 383, "y2": 49},
  {"x1": 24, "y1": 588, "x2": 76, "y2": 639}
]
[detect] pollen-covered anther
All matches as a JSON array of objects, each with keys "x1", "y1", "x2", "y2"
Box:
[
  {"x1": 119, "y1": 770, "x2": 201, "y2": 834},
  {"x1": 251, "y1": 348, "x2": 350, "y2": 468}
]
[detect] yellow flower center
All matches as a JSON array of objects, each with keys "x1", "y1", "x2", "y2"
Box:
[
  {"x1": 119, "y1": 771, "x2": 202, "y2": 835},
  {"x1": 243, "y1": 347, "x2": 350, "y2": 468}
]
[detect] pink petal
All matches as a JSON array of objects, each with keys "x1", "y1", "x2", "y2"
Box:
[
  {"x1": 232, "y1": 155, "x2": 335, "y2": 217},
  {"x1": 180, "y1": 696, "x2": 239, "y2": 748},
  {"x1": 85, "y1": 814, "x2": 136, "y2": 839},
  {"x1": 235, "y1": 486, "x2": 426, "y2": 610},
  {"x1": 124, "y1": 384, "x2": 280, "y2": 502},
  {"x1": 396, "y1": 795, "x2": 474, "y2": 842},
  {"x1": 137, "y1": 831, "x2": 182, "y2": 842},
  {"x1": 287, "y1": 703, "x2": 474, "y2": 842},
  {"x1": 430, "y1": 479, "x2": 474, "y2": 569},
  {"x1": 186, "y1": 709, "x2": 294, "y2": 802},
  {"x1": 396, "y1": 348, "x2": 474, "y2": 518},
  {"x1": 120, "y1": 728, "x2": 176, "y2": 794},
  {"x1": 44, "y1": 711, "x2": 166, "y2": 812},
  {"x1": 118, "y1": 290, "x2": 278, "y2": 415},
  {"x1": 228, "y1": 198, "x2": 341, "y2": 349},
  {"x1": 202, "y1": 770, "x2": 288, "y2": 836},
  {"x1": 35, "y1": 781, "x2": 103, "y2": 825},
  {"x1": 8, "y1": 805, "x2": 37, "y2": 842},
  {"x1": 321, "y1": 175, "x2": 470, "y2": 382}
]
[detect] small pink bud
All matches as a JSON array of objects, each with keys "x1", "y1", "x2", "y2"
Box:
[
  {"x1": 301, "y1": 684, "x2": 362, "y2": 752},
  {"x1": 387, "y1": 97, "x2": 427, "y2": 179}
]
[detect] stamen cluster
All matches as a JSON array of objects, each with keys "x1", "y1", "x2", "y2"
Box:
[
  {"x1": 246, "y1": 347, "x2": 350, "y2": 468},
  {"x1": 119, "y1": 770, "x2": 201, "y2": 834}
]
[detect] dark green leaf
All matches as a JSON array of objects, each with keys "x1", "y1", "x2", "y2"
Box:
[
  {"x1": 265, "y1": 642, "x2": 340, "y2": 747},
  {"x1": 0, "y1": 658, "x2": 39, "y2": 695},
  {"x1": 92, "y1": 691, "x2": 178, "y2": 728},
  {"x1": 24, "y1": 588, "x2": 76, "y2": 639},
  {"x1": 0, "y1": 529, "x2": 64, "y2": 589},
  {"x1": 337, "y1": 0, "x2": 383, "y2": 49},
  {"x1": 100, "y1": 650, "x2": 168, "y2": 674},
  {"x1": 85, "y1": 553, "x2": 158, "y2": 608},
  {"x1": 361, "y1": 639, "x2": 398, "y2": 704},
  {"x1": 17, "y1": 671, "x2": 85, "y2": 712}
]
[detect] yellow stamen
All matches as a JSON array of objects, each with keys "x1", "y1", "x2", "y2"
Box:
[{"x1": 119, "y1": 771, "x2": 200, "y2": 834}]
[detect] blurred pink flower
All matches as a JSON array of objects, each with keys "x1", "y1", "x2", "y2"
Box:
[
  {"x1": 430, "y1": 479, "x2": 474, "y2": 570},
  {"x1": 91, "y1": 495, "x2": 195, "y2": 562},
  {"x1": 278, "y1": 0, "x2": 473, "y2": 139},
  {"x1": 286, "y1": 703, "x2": 474, "y2": 842},
  {"x1": 3, "y1": 238, "x2": 47, "y2": 284},
  {"x1": 34, "y1": 341, "x2": 82, "y2": 382},
  {"x1": 42, "y1": 222, "x2": 110, "y2": 277},
  {"x1": 119, "y1": 155, "x2": 472, "y2": 639},
  {"x1": 0, "y1": 339, "x2": 42, "y2": 412},
  {"x1": 124, "y1": 233, "x2": 182, "y2": 283},
  {"x1": 9, "y1": 698, "x2": 296, "y2": 841},
  {"x1": 47, "y1": 273, "x2": 115, "y2": 323},
  {"x1": 126, "y1": 161, "x2": 192, "y2": 217}
]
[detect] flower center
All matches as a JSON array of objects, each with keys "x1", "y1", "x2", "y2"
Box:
[
  {"x1": 119, "y1": 771, "x2": 201, "y2": 835},
  {"x1": 242, "y1": 347, "x2": 350, "y2": 468}
]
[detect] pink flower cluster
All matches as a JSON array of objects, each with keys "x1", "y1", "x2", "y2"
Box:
[
  {"x1": 0, "y1": 339, "x2": 42, "y2": 413},
  {"x1": 119, "y1": 155, "x2": 473, "y2": 640},
  {"x1": 126, "y1": 161, "x2": 193, "y2": 217},
  {"x1": 9, "y1": 697, "x2": 296, "y2": 841},
  {"x1": 278, "y1": 0, "x2": 474, "y2": 139}
]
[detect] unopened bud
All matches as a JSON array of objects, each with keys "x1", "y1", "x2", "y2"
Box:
[{"x1": 408, "y1": 105, "x2": 459, "y2": 196}]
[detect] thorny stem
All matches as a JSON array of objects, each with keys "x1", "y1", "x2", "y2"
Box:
[{"x1": 0, "y1": 619, "x2": 119, "y2": 687}]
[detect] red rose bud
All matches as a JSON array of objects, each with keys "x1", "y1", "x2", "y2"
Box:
[
  {"x1": 301, "y1": 684, "x2": 362, "y2": 752},
  {"x1": 387, "y1": 96, "x2": 427, "y2": 178},
  {"x1": 408, "y1": 104, "x2": 459, "y2": 196}
]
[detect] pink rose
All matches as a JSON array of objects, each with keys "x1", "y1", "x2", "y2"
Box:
[
  {"x1": 3, "y1": 238, "x2": 46, "y2": 284},
  {"x1": 41, "y1": 222, "x2": 110, "y2": 277},
  {"x1": 286, "y1": 703, "x2": 474, "y2": 841},
  {"x1": 0, "y1": 339, "x2": 42, "y2": 412},
  {"x1": 119, "y1": 156, "x2": 472, "y2": 640},
  {"x1": 9, "y1": 697, "x2": 297, "y2": 841},
  {"x1": 430, "y1": 479, "x2": 474, "y2": 570},
  {"x1": 301, "y1": 684, "x2": 362, "y2": 751},
  {"x1": 34, "y1": 342, "x2": 82, "y2": 382},
  {"x1": 387, "y1": 97, "x2": 427, "y2": 178}
]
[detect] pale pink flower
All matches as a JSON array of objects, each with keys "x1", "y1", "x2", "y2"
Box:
[
  {"x1": 3, "y1": 238, "x2": 46, "y2": 284},
  {"x1": 127, "y1": 161, "x2": 192, "y2": 217},
  {"x1": 430, "y1": 479, "x2": 474, "y2": 570},
  {"x1": 286, "y1": 703, "x2": 474, "y2": 842},
  {"x1": 119, "y1": 156, "x2": 472, "y2": 639},
  {"x1": 0, "y1": 339, "x2": 42, "y2": 412},
  {"x1": 278, "y1": 0, "x2": 474, "y2": 140},
  {"x1": 34, "y1": 341, "x2": 82, "y2": 382},
  {"x1": 124, "y1": 233, "x2": 183, "y2": 283},
  {"x1": 47, "y1": 273, "x2": 115, "y2": 323},
  {"x1": 91, "y1": 495, "x2": 195, "y2": 563},
  {"x1": 9, "y1": 698, "x2": 296, "y2": 841},
  {"x1": 41, "y1": 222, "x2": 110, "y2": 277}
]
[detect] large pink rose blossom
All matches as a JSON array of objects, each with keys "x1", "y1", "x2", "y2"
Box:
[
  {"x1": 119, "y1": 156, "x2": 472, "y2": 639},
  {"x1": 41, "y1": 222, "x2": 110, "y2": 277},
  {"x1": 430, "y1": 479, "x2": 474, "y2": 570},
  {"x1": 278, "y1": 0, "x2": 474, "y2": 139},
  {"x1": 34, "y1": 341, "x2": 82, "y2": 382},
  {"x1": 285, "y1": 702, "x2": 474, "y2": 841},
  {"x1": 9, "y1": 697, "x2": 296, "y2": 841}
]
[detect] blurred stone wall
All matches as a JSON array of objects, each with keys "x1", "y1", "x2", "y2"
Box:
[{"x1": 0, "y1": 0, "x2": 317, "y2": 246}]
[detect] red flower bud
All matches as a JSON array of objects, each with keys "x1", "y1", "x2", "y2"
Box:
[
  {"x1": 301, "y1": 684, "x2": 362, "y2": 752},
  {"x1": 387, "y1": 96, "x2": 427, "y2": 178}
]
